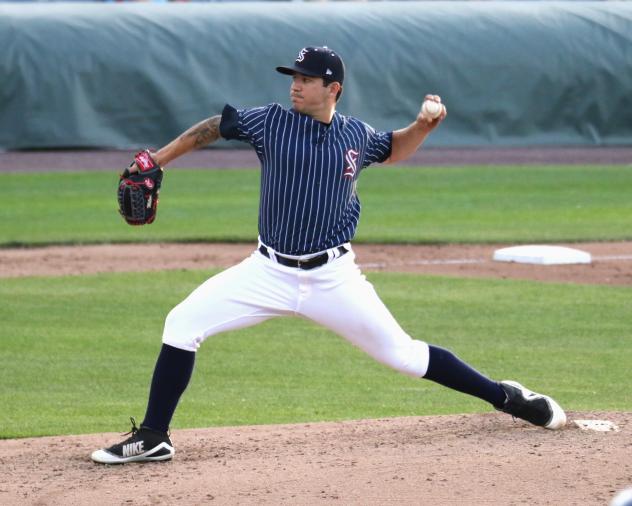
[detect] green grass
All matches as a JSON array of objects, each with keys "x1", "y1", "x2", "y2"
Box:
[
  {"x1": 1, "y1": 165, "x2": 631, "y2": 246},
  {"x1": 1, "y1": 164, "x2": 630, "y2": 438},
  {"x1": 1, "y1": 270, "x2": 629, "y2": 438}
]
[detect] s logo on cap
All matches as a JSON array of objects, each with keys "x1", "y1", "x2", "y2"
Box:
[{"x1": 296, "y1": 48, "x2": 308, "y2": 63}]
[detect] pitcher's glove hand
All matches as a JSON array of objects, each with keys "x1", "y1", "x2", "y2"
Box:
[{"x1": 117, "y1": 150, "x2": 164, "y2": 225}]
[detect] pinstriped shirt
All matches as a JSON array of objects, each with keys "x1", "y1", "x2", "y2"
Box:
[{"x1": 220, "y1": 103, "x2": 392, "y2": 256}]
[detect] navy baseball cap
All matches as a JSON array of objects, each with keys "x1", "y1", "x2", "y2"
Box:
[{"x1": 276, "y1": 46, "x2": 345, "y2": 84}]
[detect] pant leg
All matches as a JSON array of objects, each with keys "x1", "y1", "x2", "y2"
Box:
[
  {"x1": 162, "y1": 253, "x2": 297, "y2": 351},
  {"x1": 298, "y1": 251, "x2": 430, "y2": 377}
]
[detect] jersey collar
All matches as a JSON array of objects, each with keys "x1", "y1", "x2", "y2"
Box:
[{"x1": 289, "y1": 108, "x2": 343, "y2": 142}]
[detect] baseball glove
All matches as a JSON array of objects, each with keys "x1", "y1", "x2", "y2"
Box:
[{"x1": 117, "y1": 150, "x2": 164, "y2": 225}]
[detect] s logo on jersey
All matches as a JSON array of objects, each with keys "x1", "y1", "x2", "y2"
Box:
[{"x1": 343, "y1": 149, "x2": 359, "y2": 179}]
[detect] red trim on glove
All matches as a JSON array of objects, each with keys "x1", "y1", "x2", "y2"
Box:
[{"x1": 135, "y1": 150, "x2": 157, "y2": 172}]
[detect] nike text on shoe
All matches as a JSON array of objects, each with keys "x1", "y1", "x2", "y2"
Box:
[
  {"x1": 498, "y1": 380, "x2": 566, "y2": 430},
  {"x1": 91, "y1": 417, "x2": 174, "y2": 464}
]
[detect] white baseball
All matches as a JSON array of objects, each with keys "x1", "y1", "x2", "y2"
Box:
[{"x1": 421, "y1": 100, "x2": 443, "y2": 120}]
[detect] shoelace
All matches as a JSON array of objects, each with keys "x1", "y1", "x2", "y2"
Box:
[
  {"x1": 121, "y1": 417, "x2": 171, "y2": 439},
  {"x1": 121, "y1": 417, "x2": 139, "y2": 437}
]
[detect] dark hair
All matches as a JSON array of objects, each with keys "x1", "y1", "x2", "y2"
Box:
[{"x1": 323, "y1": 78, "x2": 342, "y2": 102}]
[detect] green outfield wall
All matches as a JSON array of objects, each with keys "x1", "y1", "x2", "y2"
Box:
[{"x1": 1, "y1": 2, "x2": 631, "y2": 150}]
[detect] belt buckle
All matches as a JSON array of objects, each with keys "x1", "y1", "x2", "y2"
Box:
[{"x1": 296, "y1": 259, "x2": 304, "y2": 269}]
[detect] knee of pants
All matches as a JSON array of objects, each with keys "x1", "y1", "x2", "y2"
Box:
[
  {"x1": 380, "y1": 339, "x2": 430, "y2": 378},
  {"x1": 161, "y1": 304, "x2": 204, "y2": 352}
]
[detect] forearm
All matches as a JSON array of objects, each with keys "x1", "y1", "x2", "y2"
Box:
[
  {"x1": 388, "y1": 120, "x2": 432, "y2": 164},
  {"x1": 153, "y1": 115, "x2": 222, "y2": 167},
  {"x1": 387, "y1": 95, "x2": 446, "y2": 164}
]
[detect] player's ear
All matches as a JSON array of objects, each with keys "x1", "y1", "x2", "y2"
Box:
[{"x1": 329, "y1": 82, "x2": 342, "y2": 102}]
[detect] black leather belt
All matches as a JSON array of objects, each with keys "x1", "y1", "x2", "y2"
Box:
[{"x1": 258, "y1": 245, "x2": 348, "y2": 270}]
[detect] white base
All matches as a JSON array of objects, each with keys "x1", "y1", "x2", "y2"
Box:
[
  {"x1": 610, "y1": 487, "x2": 632, "y2": 506},
  {"x1": 493, "y1": 245, "x2": 591, "y2": 265},
  {"x1": 574, "y1": 419, "x2": 619, "y2": 432}
]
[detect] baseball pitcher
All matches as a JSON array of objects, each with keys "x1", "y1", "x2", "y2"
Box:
[{"x1": 94, "y1": 46, "x2": 565, "y2": 464}]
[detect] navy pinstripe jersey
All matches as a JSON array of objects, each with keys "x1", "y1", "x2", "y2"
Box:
[{"x1": 220, "y1": 103, "x2": 392, "y2": 256}]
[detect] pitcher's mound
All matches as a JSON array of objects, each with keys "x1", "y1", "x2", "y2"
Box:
[{"x1": 1, "y1": 411, "x2": 629, "y2": 505}]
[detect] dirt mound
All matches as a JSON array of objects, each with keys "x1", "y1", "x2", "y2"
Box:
[{"x1": 1, "y1": 412, "x2": 629, "y2": 505}]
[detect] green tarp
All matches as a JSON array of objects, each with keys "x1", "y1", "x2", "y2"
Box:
[{"x1": 1, "y1": 2, "x2": 631, "y2": 149}]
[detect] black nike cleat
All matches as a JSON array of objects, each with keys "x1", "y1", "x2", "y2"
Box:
[
  {"x1": 91, "y1": 418, "x2": 174, "y2": 464},
  {"x1": 498, "y1": 380, "x2": 567, "y2": 430}
]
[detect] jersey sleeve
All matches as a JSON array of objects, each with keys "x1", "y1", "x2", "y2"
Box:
[
  {"x1": 219, "y1": 104, "x2": 270, "y2": 151},
  {"x1": 362, "y1": 124, "x2": 393, "y2": 168}
]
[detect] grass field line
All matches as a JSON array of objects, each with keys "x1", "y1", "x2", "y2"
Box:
[
  {"x1": 360, "y1": 258, "x2": 485, "y2": 268},
  {"x1": 360, "y1": 253, "x2": 632, "y2": 269},
  {"x1": 593, "y1": 254, "x2": 632, "y2": 261}
]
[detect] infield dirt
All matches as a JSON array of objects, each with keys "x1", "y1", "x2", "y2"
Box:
[
  {"x1": 2, "y1": 241, "x2": 632, "y2": 285},
  {"x1": 1, "y1": 412, "x2": 630, "y2": 505}
]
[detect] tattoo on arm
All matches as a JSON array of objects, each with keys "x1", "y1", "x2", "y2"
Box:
[{"x1": 181, "y1": 115, "x2": 222, "y2": 148}]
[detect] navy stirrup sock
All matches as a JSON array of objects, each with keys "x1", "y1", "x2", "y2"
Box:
[
  {"x1": 424, "y1": 345, "x2": 506, "y2": 408},
  {"x1": 142, "y1": 344, "x2": 195, "y2": 433}
]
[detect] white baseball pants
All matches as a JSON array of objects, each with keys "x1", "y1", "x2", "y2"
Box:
[{"x1": 162, "y1": 246, "x2": 430, "y2": 377}]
